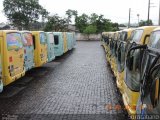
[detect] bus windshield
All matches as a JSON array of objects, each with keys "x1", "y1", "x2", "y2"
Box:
[
  {"x1": 113, "y1": 33, "x2": 117, "y2": 40},
  {"x1": 22, "y1": 32, "x2": 33, "y2": 46},
  {"x1": 129, "y1": 30, "x2": 135, "y2": 40},
  {"x1": 7, "y1": 32, "x2": 23, "y2": 51},
  {"x1": 40, "y1": 32, "x2": 46, "y2": 44},
  {"x1": 117, "y1": 32, "x2": 122, "y2": 40},
  {"x1": 131, "y1": 29, "x2": 143, "y2": 43},
  {"x1": 121, "y1": 32, "x2": 127, "y2": 41},
  {"x1": 49, "y1": 33, "x2": 54, "y2": 44},
  {"x1": 148, "y1": 31, "x2": 160, "y2": 49}
]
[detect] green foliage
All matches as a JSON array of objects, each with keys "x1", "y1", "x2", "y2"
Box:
[
  {"x1": 90, "y1": 13, "x2": 99, "y2": 25},
  {"x1": 44, "y1": 14, "x2": 68, "y2": 32},
  {"x1": 139, "y1": 19, "x2": 153, "y2": 26},
  {"x1": 119, "y1": 24, "x2": 126, "y2": 27},
  {"x1": 83, "y1": 25, "x2": 97, "y2": 40},
  {"x1": 66, "y1": 9, "x2": 78, "y2": 24},
  {"x1": 75, "y1": 13, "x2": 113, "y2": 33},
  {"x1": 111, "y1": 22, "x2": 119, "y2": 31},
  {"x1": 75, "y1": 14, "x2": 89, "y2": 33},
  {"x1": 83, "y1": 25, "x2": 97, "y2": 34},
  {"x1": 3, "y1": 0, "x2": 48, "y2": 30},
  {"x1": 89, "y1": 13, "x2": 113, "y2": 33}
]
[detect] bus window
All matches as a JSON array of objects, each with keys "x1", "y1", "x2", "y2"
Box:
[
  {"x1": 22, "y1": 33, "x2": 33, "y2": 46},
  {"x1": 54, "y1": 35, "x2": 59, "y2": 45},
  {"x1": 40, "y1": 32, "x2": 46, "y2": 44},
  {"x1": 131, "y1": 30, "x2": 143, "y2": 43},
  {"x1": 6, "y1": 33, "x2": 23, "y2": 51},
  {"x1": 149, "y1": 31, "x2": 160, "y2": 49},
  {"x1": 121, "y1": 32, "x2": 127, "y2": 41},
  {"x1": 32, "y1": 35, "x2": 36, "y2": 49},
  {"x1": 49, "y1": 33, "x2": 54, "y2": 43}
]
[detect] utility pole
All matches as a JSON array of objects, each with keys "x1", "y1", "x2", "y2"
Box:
[
  {"x1": 137, "y1": 14, "x2": 140, "y2": 27},
  {"x1": 148, "y1": 0, "x2": 150, "y2": 25},
  {"x1": 159, "y1": 0, "x2": 160, "y2": 25},
  {"x1": 128, "y1": 8, "x2": 131, "y2": 28}
]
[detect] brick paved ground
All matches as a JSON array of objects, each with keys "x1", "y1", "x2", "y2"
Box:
[{"x1": 0, "y1": 41, "x2": 128, "y2": 120}]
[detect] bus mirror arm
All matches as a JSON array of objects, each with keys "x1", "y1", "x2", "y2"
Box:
[
  {"x1": 127, "y1": 45, "x2": 147, "y2": 57},
  {"x1": 126, "y1": 45, "x2": 147, "y2": 70},
  {"x1": 150, "y1": 62, "x2": 160, "y2": 76}
]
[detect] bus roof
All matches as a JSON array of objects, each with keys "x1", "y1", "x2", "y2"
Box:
[{"x1": 0, "y1": 30, "x2": 18, "y2": 37}]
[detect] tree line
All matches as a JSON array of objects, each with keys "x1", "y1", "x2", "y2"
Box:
[
  {"x1": 3, "y1": 0, "x2": 153, "y2": 34},
  {"x1": 3, "y1": 0, "x2": 119, "y2": 33}
]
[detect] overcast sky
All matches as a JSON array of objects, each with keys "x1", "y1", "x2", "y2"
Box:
[{"x1": 0, "y1": 0, "x2": 160, "y2": 24}]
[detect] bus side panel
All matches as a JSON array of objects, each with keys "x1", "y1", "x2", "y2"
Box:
[
  {"x1": 33, "y1": 34, "x2": 39, "y2": 67},
  {"x1": 0, "y1": 37, "x2": 3, "y2": 92},
  {"x1": 46, "y1": 33, "x2": 55, "y2": 62},
  {"x1": 3, "y1": 32, "x2": 25, "y2": 86},
  {"x1": 38, "y1": 34, "x2": 48, "y2": 66},
  {"x1": 60, "y1": 34, "x2": 64, "y2": 55},
  {"x1": 24, "y1": 45, "x2": 35, "y2": 71},
  {"x1": 1, "y1": 33, "x2": 8, "y2": 86},
  {"x1": 122, "y1": 82, "x2": 139, "y2": 115},
  {"x1": 67, "y1": 33, "x2": 72, "y2": 50},
  {"x1": 67, "y1": 33, "x2": 70, "y2": 50},
  {"x1": 48, "y1": 42, "x2": 55, "y2": 62},
  {"x1": 54, "y1": 34, "x2": 59, "y2": 57},
  {"x1": 54, "y1": 33, "x2": 64, "y2": 57},
  {"x1": 73, "y1": 32, "x2": 76, "y2": 47},
  {"x1": 63, "y1": 32, "x2": 68, "y2": 53}
]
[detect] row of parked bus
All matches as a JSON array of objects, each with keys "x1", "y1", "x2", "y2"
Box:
[
  {"x1": 0, "y1": 30, "x2": 76, "y2": 93},
  {"x1": 101, "y1": 26, "x2": 160, "y2": 118}
]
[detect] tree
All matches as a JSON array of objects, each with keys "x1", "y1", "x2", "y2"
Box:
[
  {"x1": 90, "y1": 13, "x2": 99, "y2": 25},
  {"x1": 119, "y1": 24, "x2": 126, "y2": 27},
  {"x1": 44, "y1": 14, "x2": 68, "y2": 32},
  {"x1": 75, "y1": 13, "x2": 89, "y2": 32},
  {"x1": 65, "y1": 9, "x2": 78, "y2": 24},
  {"x1": 83, "y1": 25, "x2": 97, "y2": 40},
  {"x1": 139, "y1": 19, "x2": 153, "y2": 26},
  {"x1": 88, "y1": 13, "x2": 113, "y2": 33},
  {"x1": 111, "y1": 22, "x2": 119, "y2": 31},
  {"x1": 96, "y1": 15, "x2": 112, "y2": 32},
  {"x1": 3, "y1": 0, "x2": 49, "y2": 30}
]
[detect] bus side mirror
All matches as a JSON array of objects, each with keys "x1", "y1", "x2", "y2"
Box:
[
  {"x1": 126, "y1": 52, "x2": 134, "y2": 70},
  {"x1": 126, "y1": 45, "x2": 147, "y2": 70}
]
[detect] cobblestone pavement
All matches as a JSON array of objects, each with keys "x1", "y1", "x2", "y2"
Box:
[{"x1": 0, "y1": 41, "x2": 128, "y2": 120}]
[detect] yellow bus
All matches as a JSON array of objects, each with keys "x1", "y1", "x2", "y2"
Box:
[
  {"x1": 122, "y1": 26, "x2": 157, "y2": 115},
  {"x1": 0, "y1": 30, "x2": 25, "y2": 86},
  {"x1": 101, "y1": 32, "x2": 108, "y2": 49},
  {"x1": 136, "y1": 27, "x2": 160, "y2": 116},
  {"x1": 0, "y1": 53, "x2": 2, "y2": 92},
  {"x1": 116, "y1": 28, "x2": 133, "y2": 93},
  {"x1": 113, "y1": 31, "x2": 122, "y2": 77},
  {"x1": 106, "y1": 32, "x2": 115, "y2": 64},
  {"x1": 110, "y1": 31, "x2": 120, "y2": 77},
  {"x1": 101, "y1": 32, "x2": 109, "y2": 52},
  {"x1": 31, "y1": 31, "x2": 48, "y2": 67}
]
